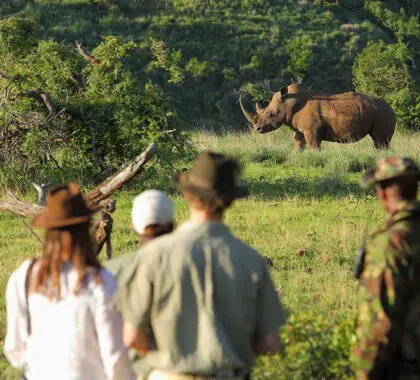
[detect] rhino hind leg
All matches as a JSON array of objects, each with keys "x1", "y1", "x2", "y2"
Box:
[
  {"x1": 370, "y1": 127, "x2": 393, "y2": 149},
  {"x1": 370, "y1": 104, "x2": 396, "y2": 150},
  {"x1": 372, "y1": 136, "x2": 391, "y2": 150}
]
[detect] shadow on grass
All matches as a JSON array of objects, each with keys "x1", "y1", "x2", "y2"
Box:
[{"x1": 247, "y1": 176, "x2": 368, "y2": 199}]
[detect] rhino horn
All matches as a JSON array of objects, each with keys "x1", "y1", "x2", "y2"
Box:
[
  {"x1": 255, "y1": 102, "x2": 264, "y2": 115},
  {"x1": 239, "y1": 95, "x2": 256, "y2": 123}
]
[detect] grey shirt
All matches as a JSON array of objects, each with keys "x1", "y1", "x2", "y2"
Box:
[{"x1": 116, "y1": 222, "x2": 285, "y2": 374}]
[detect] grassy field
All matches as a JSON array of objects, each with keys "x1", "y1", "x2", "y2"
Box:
[{"x1": 1, "y1": 129, "x2": 420, "y2": 378}]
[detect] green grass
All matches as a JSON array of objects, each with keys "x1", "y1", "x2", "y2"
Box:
[{"x1": 1, "y1": 129, "x2": 420, "y2": 378}]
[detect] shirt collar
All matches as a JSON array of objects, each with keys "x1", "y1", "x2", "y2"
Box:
[{"x1": 177, "y1": 220, "x2": 230, "y2": 234}]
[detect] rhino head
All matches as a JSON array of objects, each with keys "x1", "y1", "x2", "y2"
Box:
[{"x1": 240, "y1": 83, "x2": 300, "y2": 133}]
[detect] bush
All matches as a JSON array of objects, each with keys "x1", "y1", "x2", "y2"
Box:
[
  {"x1": 286, "y1": 35, "x2": 313, "y2": 81},
  {"x1": 353, "y1": 41, "x2": 420, "y2": 130},
  {"x1": 0, "y1": 17, "x2": 196, "y2": 190},
  {"x1": 253, "y1": 313, "x2": 355, "y2": 379}
]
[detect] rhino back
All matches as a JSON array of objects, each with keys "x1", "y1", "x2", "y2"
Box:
[{"x1": 292, "y1": 92, "x2": 387, "y2": 142}]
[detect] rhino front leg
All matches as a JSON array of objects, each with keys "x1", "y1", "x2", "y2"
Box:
[
  {"x1": 304, "y1": 131, "x2": 321, "y2": 149},
  {"x1": 293, "y1": 132, "x2": 306, "y2": 150}
]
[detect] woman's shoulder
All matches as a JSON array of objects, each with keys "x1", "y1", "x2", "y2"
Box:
[
  {"x1": 86, "y1": 267, "x2": 117, "y2": 298},
  {"x1": 8, "y1": 258, "x2": 36, "y2": 283},
  {"x1": 6, "y1": 258, "x2": 37, "y2": 300}
]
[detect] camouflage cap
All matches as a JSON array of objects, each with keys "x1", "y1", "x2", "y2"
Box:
[{"x1": 362, "y1": 156, "x2": 420, "y2": 187}]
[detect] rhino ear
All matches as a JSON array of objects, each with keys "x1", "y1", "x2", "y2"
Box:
[{"x1": 280, "y1": 86, "x2": 288, "y2": 98}]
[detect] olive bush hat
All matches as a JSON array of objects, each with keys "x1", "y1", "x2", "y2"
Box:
[
  {"x1": 32, "y1": 182, "x2": 92, "y2": 229},
  {"x1": 362, "y1": 156, "x2": 420, "y2": 187},
  {"x1": 174, "y1": 151, "x2": 248, "y2": 200}
]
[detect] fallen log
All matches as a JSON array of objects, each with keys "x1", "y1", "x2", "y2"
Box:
[
  {"x1": 0, "y1": 192, "x2": 43, "y2": 218},
  {"x1": 0, "y1": 143, "x2": 156, "y2": 257},
  {"x1": 85, "y1": 142, "x2": 156, "y2": 209}
]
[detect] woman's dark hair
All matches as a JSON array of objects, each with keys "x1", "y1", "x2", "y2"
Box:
[{"x1": 32, "y1": 222, "x2": 102, "y2": 300}]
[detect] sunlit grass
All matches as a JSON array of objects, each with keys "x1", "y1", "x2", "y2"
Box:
[{"x1": 1, "y1": 130, "x2": 419, "y2": 377}]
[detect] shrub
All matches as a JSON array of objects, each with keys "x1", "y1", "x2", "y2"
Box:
[
  {"x1": 353, "y1": 41, "x2": 420, "y2": 130},
  {"x1": 0, "y1": 17, "x2": 196, "y2": 190},
  {"x1": 285, "y1": 35, "x2": 313, "y2": 81},
  {"x1": 253, "y1": 312, "x2": 355, "y2": 379}
]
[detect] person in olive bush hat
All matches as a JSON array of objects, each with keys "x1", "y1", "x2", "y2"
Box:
[
  {"x1": 116, "y1": 151, "x2": 286, "y2": 380},
  {"x1": 352, "y1": 156, "x2": 420, "y2": 380}
]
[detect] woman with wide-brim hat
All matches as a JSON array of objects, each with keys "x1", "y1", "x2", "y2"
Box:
[{"x1": 4, "y1": 183, "x2": 135, "y2": 380}]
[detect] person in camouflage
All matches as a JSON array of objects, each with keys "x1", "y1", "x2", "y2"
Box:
[{"x1": 352, "y1": 156, "x2": 420, "y2": 379}]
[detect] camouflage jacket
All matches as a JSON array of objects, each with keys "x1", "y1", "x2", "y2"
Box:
[{"x1": 352, "y1": 201, "x2": 420, "y2": 379}]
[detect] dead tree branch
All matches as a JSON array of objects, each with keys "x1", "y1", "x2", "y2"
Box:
[
  {"x1": 0, "y1": 192, "x2": 43, "y2": 218},
  {"x1": 84, "y1": 143, "x2": 156, "y2": 209},
  {"x1": 24, "y1": 89, "x2": 57, "y2": 120},
  {"x1": 40, "y1": 92, "x2": 56, "y2": 120},
  {"x1": 75, "y1": 41, "x2": 97, "y2": 64},
  {"x1": 0, "y1": 143, "x2": 156, "y2": 257},
  {"x1": 0, "y1": 143, "x2": 156, "y2": 215}
]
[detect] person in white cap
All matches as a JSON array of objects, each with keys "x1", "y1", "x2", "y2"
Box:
[
  {"x1": 105, "y1": 189, "x2": 175, "y2": 280},
  {"x1": 104, "y1": 190, "x2": 175, "y2": 378}
]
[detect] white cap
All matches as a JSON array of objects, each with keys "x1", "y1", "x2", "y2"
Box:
[{"x1": 131, "y1": 190, "x2": 174, "y2": 235}]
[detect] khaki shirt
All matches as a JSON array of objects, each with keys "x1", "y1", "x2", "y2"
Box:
[
  {"x1": 105, "y1": 250, "x2": 154, "y2": 375},
  {"x1": 105, "y1": 251, "x2": 137, "y2": 281},
  {"x1": 116, "y1": 222, "x2": 285, "y2": 374}
]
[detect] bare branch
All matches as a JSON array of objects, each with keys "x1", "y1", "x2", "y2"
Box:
[
  {"x1": 0, "y1": 144, "x2": 156, "y2": 257},
  {"x1": 24, "y1": 89, "x2": 57, "y2": 119},
  {"x1": 0, "y1": 192, "x2": 43, "y2": 217},
  {"x1": 75, "y1": 41, "x2": 97, "y2": 64},
  {"x1": 40, "y1": 92, "x2": 56, "y2": 118},
  {"x1": 84, "y1": 143, "x2": 156, "y2": 209},
  {"x1": 0, "y1": 143, "x2": 156, "y2": 215}
]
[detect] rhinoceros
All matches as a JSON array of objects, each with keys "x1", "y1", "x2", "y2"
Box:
[{"x1": 240, "y1": 83, "x2": 396, "y2": 149}]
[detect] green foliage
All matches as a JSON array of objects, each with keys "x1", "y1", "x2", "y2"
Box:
[
  {"x1": 286, "y1": 35, "x2": 313, "y2": 81},
  {"x1": 150, "y1": 39, "x2": 210, "y2": 85},
  {"x1": 0, "y1": 17, "x2": 196, "y2": 190},
  {"x1": 241, "y1": 80, "x2": 273, "y2": 102},
  {"x1": 364, "y1": 1, "x2": 420, "y2": 42},
  {"x1": 281, "y1": 313, "x2": 354, "y2": 379},
  {"x1": 362, "y1": 1, "x2": 420, "y2": 89},
  {"x1": 1, "y1": 1, "x2": 418, "y2": 130},
  {"x1": 0, "y1": 16, "x2": 37, "y2": 57},
  {"x1": 2, "y1": 0, "x2": 395, "y2": 129},
  {"x1": 252, "y1": 313, "x2": 355, "y2": 379},
  {"x1": 311, "y1": 0, "x2": 364, "y2": 9},
  {"x1": 352, "y1": 42, "x2": 411, "y2": 97},
  {"x1": 150, "y1": 39, "x2": 185, "y2": 85},
  {"x1": 0, "y1": 0, "x2": 29, "y2": 16},
  {"x1": 353, "y1": 41, "x2": 420, "y2": 129}
]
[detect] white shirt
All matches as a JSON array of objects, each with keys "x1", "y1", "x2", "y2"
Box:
[{"x1": 4, "y1": 260, "x2": 136, "y2": 380}]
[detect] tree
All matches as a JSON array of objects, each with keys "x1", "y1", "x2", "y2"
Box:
[
  {"x1": 0, "y1": 17, "x2": 196, "y2": 190},
  {"x1": 353, "y1": 41, "x2": 419, "y2": 130}
]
